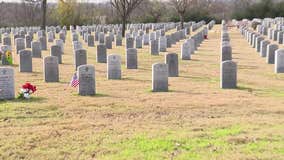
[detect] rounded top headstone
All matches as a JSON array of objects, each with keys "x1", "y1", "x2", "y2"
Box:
[
  {"x1": 108, "y1": 54, "x2": 121, "y2": 62},
  {"x1": 276, "y1": 48, "x2": 284, "y2": 54}
]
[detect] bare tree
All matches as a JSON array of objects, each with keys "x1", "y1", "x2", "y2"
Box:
[
  {"x1": 41, "y1": 0, "x2": 47, "y2": 30},
  {"x1": 147, "y1": 0, "x2": 166, "y2": 23},
  {"x1": 110, "y1": 0, "x2": 143, "y2": 37},
  {"x1": 25, "y1": 0, "x2": 46, "y2": 30},
  {"x1": 170, "y1": 0, "x2": 191, "y2": 29}
]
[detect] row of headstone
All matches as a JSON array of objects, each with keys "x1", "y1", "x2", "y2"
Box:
[
  {"x1": 72, "y1": 26, "x2": 182, "y2": 92},
  {"x1": 0, "y1": 21, "x2": 213, "y2": 99},
  {"x1": 149, "y1": 27, "x2": 191, "y2": 55},
  {"x1": 1, "y1": 29, "x2": 65, "y2": 66},
  {"x1": 220, "y1": 21, "x2": 237, "y2": 89},
  {"x1": 53, "y1": 24, "x2": 191, "y2": 95},
  {"x1": 152, "y1": 23, "x2": 213, "y2": 92},
  {"x1": 181, "y1": 26, "x2": 209, "y2": 60},
  {"x1": 71, "y1": 25, "x2": 179, "y2": 83},
  {"x1": 240, "y1": 22, "x2": 284, "y2": 73},
  {"x1": 71, "y1": 20, "x2": 208, "y2": 63},
  {"x1": 1, "y1": 21, "x2": 205, "y2": 41},
  {"x1": 78, "y1": 26, "x2": 159, "y2": 53},
  {"x1": 0, "y1": 30, "x2": 65, "y2": 73},
  {"x1": 151, "y1": 53, "x2": 179, "y2": 92},
  {"x1": 208, "y1": 20, "x2": 216, "y2": 30},
  {"x1": 74, "y1": 20, "x2": 207, "y2": 55},
  {"x1": 17, "y1": 42, "x2": 63, "y2": 74},
  {"x1": 73, "y1": 21, "x2": 186, "y2": 35},
  {"x1": 76, "y1": 22, "x2": 201, "y2": 89}
]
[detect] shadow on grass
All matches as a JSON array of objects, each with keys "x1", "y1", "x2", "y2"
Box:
[
  {"x1": 73, "y1": 93, "x2": 110, "y2": 98},
  {"x1": 197, "y1": 49, "x2": 216, "y2": 52},
  {"x1": 136, "y1": 67, "x2": 151, "y2": 71},
  {"x1": 10, "y1": 64, "x2": 19, "y2": 67},
  {"x1": 0, "y1": 97, "x2": 47, "y2": 103},
  {"x1": 180, "y1": 75, "x2": 219, "y2": 83},
  {"x1": 0, "y1": 104, "x2": 63, "y2": 120},
  {"x1": 122, "y1": 77, "x2": 151, "y2": 82},
  {"x1": 236, "y1": 85, "x2": 254, "y2": 93},
  {"x1": 146, "y1": 88, "x2": 174, "y2": 93},
  {"x1": 43, "y1": 81, "x2": 69, "y2": 84},
  {"x1": 60, "y1": 63, "x2": 74, "y2": 66},
  {"x1": 190, "y1": 59, "x2": 200, "y2": 62},
  {"x1": 238, "y1": 65, "x2": 258, "y2": 70},
  {"x1": 173, "y1": 90, "x2": 204, "y2": 95},
  {"x1": 57, "y1": 81, "x2": 69, "y2": 84},
  {"x1": 197, "y1": 53, "x2": 216, "y2": 57},
  {"x1": 237, "y1": 83, "x2": 284, "y2": 97},
  {"x1": 17, "y1": 71, "x2": 42, "y2": 74},
  {"x1": 31, "y1": 71, "x2": 42, "y2": 74}
]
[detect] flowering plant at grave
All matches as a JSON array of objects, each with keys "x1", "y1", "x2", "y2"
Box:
[
  {"x1": 6, "y1": 51, "x2": 13, "y2": 65},
  {"x1": 17, "y1": 82, "x2": 37, "y2": 99},
  {"x1": 0, "y1": 50, "x2": 13, "y2": 65}
]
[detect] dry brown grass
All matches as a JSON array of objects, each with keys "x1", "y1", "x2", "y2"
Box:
[{"x1": 0, "y1": 25, "x2": 283, "y2": 160}]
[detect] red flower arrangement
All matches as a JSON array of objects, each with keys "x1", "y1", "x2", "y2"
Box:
[{"x1": 17, "y1": 82, "x2": 37, "y2": 99}]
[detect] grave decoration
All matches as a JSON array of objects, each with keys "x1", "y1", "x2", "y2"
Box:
[
  {"x1": 70, "y1": 72, "x2": 79, "y2": 88},
  {"x1": 0, "y1": 50, "x2": 13, "y2": 65},
  {"x1": 5, "y1": 51, "x2": 13, "y2": 65},
  {"x1": 17, "y1": 82, "x2": 37, "y2": 99}
]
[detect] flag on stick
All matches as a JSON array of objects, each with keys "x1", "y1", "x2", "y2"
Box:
[{"x1": 70, "y1": 72, "x2": 79, "y2": 88}]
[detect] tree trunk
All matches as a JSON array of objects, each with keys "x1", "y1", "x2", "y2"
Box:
[
  {"x1": 41, "y1": 0, "x2": 47, "y2": 31},
  {"x1": 154, "y1": 15, "x2": 159, "y2": 23},
  {"x1": 180, "y1": 14, "x2": 184, "y2": 29},
  {"x1": 122, "y1": 17, "x2": 126, "y2": 38}
]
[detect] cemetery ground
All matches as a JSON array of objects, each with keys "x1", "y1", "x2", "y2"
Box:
[{"x1": 0, "y1": 25, "x2": 284, "y2": 160}]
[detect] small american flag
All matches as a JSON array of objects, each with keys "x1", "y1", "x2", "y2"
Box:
[{"x1": 70, "y1": 72, "x2": 79, "y2": 88}]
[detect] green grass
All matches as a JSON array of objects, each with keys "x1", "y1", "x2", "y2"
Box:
[
  {"x1": 96, "y1": 125, "x2": 234, "y2": 159},
  {"x1": 72, "y1": 92, "x2": 110, "y2": 97},
  {"x1": 257, "y1": 88, "x2": 284, "y2": 97},
  {"x1": 241, "y1": 137, "x2": 284, "y2": 159},
  {"x1": 212, "y1": 125, "x2": 243, "y2": 138},
  {"x1": 237, "y1": 83, "x2": 284, "y2": 97},
  {"x1": 92, "y1": 124, "x2": 284, "y2": 160},
  {"x1": 0, "y1": 100, "x2": 283, "y2": 160},
  {"x1": 243, "y1": 139, "x2": 270, "y2": 153},
  {"x1": 105, "y1": 136, "x2": 175, "y2": 159}
]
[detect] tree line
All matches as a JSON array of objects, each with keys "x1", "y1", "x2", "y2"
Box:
[
  {"x1": 1, "y1": 0, "x2": 284, "y2": 35},
  {"x1": 0, "y1": 0, "x2": 223, "y2": 29},
  {"x1": 232, "y1": 0, "x2": 284, "y2": 20}
]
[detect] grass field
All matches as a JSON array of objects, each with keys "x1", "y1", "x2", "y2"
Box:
[{"x1": 0, "y1": 25, "x2": 283, "y2": 160}]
